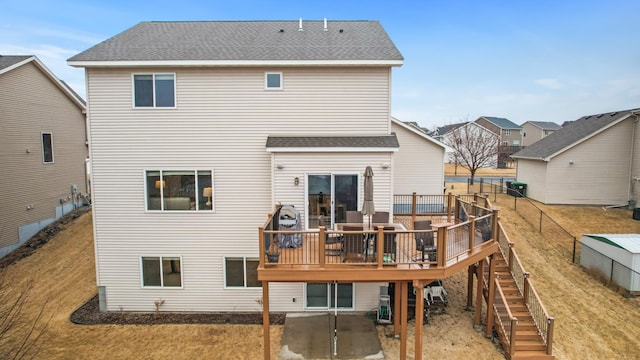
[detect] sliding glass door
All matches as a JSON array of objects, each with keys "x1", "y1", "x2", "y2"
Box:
[{"x1": 307, "y1": 174, "x2": 358, "y2": 229}]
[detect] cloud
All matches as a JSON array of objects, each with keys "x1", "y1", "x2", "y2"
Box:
[{"x1": 534, "y1": 78, "x2": 563, "y2": 89}]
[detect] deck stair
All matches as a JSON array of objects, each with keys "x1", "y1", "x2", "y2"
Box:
[{"x1": 489, "y1": 253, "x2": 554, "y2": 359}]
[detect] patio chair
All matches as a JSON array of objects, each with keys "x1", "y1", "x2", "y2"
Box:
[
  {"x1": 346, "y1": 211, "x2": 363, "y2": 223},
  {"x1": 372, "y1": 211, "x2": 390, "y2": 224},
  {"x1": 342, "y1": 225, "x2": 364, "y2": 262},
  {"x1": 414, "y1": 220, "x2": 436, "y2": 262},
  {"x1": 426, "y1": 285, "x2": 448, "y2": 306}
]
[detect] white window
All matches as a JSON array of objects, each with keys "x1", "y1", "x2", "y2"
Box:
[
  {"x1": 224, "y1": 257, "x2": 261, "y2": 288},
  {"x1": 543, "y1": 130, "x2": 552, "y2": 136},
  {"x1": 265, "y1": 72, "x2": 282, "y2": 90},
  {"x1": 146, "y1": 170, "x2": 213, "y2": 211},
  {"x1": 41, "y1": 132, "x2": 54, "y2": 163},
  {"x1": 503, "y1": 129, "x2": 511, "y2": 136},
  {"x1": 141, "y1": 256, "x2": 182, "y2": 287},
  {"x1": 133, "y1": 74, "x2": 175, "y2": 107},
  {"x1": 305, "y1": 282, "x2": 354, "y2": 309}
]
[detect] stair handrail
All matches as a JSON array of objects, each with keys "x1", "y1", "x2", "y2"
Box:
[
  {"x1": 494, "y1": 277, "x2": 518, "y2": 357},
  {"x1": 524, "y1": 276, "x2": 555, "y2": 355}
]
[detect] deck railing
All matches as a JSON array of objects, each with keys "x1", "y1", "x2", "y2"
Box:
[
  {"x1": 259, "y1": 198, "x2": 499, "y2": 270},
  {"x1": 494, "y1": 280, "x2": 518, "y2": 358},
  {"x1": 495, "y1": 221, "x2": 554, "y2": 355}
]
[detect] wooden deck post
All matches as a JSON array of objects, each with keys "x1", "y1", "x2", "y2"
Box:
[
  {"x1": 435, "y1": 224, "x2": 448, "y2": 267},
  {"x1": 400, "y1": 281, "x2": 408, "y2": 360},
  {"x1": 414, "y1": 280, "x2": 428, "y2": 360},
  {"x1": 318, "y1": 226, "x2": 326, "y2": 267},
  {"x1": 468, "y1": 215, "x2": 476, "y2": 252},
  {"x1": 377, "y1": 226, "x2": 384, "y2": 268},
  {"x1": 467, "y1": 265, "x2": 475, "y2": 309},
  {"x1": 259, "y1": 226, "x2": 265, "y2": 268},
  {"x1": 547, "y1": 317, "x2": 555, "y2": 355},
  {"x1": 486, "y1": 254, "x2": 496, "y2": 337},
  {"x1": 474, "y1": 260, "x2": 484, "y2": 326},
  {"x1": 523, "y1": 272, "x2": 530, "y2": 303},
  {"x1": 411, "y1": 192, "x2": 417, "y2": 225},
  {"x1": 446, "y1": 192, "x2": 453, "y2": 223},
  {"x1": 394, "y1": 281, "x2": 401, "y2": 337},
  {"x1": 491, "y1": 207, "x2": 500, "y2": 242},
  {"x1": 262, "y1": 281, "x2": 270, "y2": 360}
]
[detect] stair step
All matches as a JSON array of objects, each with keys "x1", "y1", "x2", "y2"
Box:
[
  {"x1": 516, "y1": 330, "x2": 542, "y2": 341},
  {"x1": 515, "y1": 340, "x2": 547, "y2": 351},
  {"x1": 512, "y1": 350, "x2": 554, "y2": 360}
]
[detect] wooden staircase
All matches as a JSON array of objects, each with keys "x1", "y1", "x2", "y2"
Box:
[{"x1": 492, "y1": 254, "x2": 554, "y2": 360}]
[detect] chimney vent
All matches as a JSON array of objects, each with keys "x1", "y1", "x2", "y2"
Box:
[
  {"x1": 298, "y1": 18, "x2": 303, "y2": 31},
  {"x1": 323, "y1": 18, "x2": 328, "y2": 31}
]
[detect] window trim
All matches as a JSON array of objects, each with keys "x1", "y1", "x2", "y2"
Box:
[
  {"x1": 41, "y1": 132, "x2": 54, "y2": 164},
  {"x1": 223, "y1": 257, "x2": 261, "y2": 288},
  {"x1": 144, "y1": 169, "x2": 215, "y2": 212},
  {"x1": 140, "y1": 255, "x2": 183, "y2": 289},
  {"x1": 132, "y1": 73, "x2": 177, "y2": 108},
  {"x1": 265, "y1": 72, "x2": 283, "y2": 90}
]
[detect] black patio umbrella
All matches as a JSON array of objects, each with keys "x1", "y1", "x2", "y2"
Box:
[{"x1": 362, "y1": 166, "x2": 375, "y2": 228}]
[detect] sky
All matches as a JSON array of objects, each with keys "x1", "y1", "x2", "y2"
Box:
[{"x1": 2, "y1": 0, "x2": 639, "y2": 130}]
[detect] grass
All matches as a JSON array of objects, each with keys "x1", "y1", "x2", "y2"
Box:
[{"x1": 0, "y1": 196, "x2": 639, "y2": 359}]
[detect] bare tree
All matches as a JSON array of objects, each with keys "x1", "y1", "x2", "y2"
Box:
[
  {"x1": 0, "y1": 276, "x2": 51, "y2": 360},
  {"x1": 445, "y1": 123, "x2": 499, "y2": 184}
]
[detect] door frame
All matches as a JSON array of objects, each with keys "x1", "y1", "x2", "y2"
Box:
[{"x1": 305, "y1": 172, "x2": 360, "y2": 230}]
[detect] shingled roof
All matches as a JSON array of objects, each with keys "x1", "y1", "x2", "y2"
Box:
[
  {"x1": 0, "y1": 55, "x2": 31, "y2": 71},
  {"x1": 68, "y1": 21, "x2": 404, "y2": 65},
  {"x1": 478, "y1": 116, "x2": 522, "y2": 129},
  {"x1": 524, "y1": 121, "x2": 561, "y2": 130},
  {"x1": 266, "y1": 134, "x2": 399, "y2": 150},
  {"x1": 512, "y1": 108, "x2": 640, "y2": 160}
]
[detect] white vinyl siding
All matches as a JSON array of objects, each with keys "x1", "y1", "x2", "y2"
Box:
[
  {"x1": 86, "y1": 66, "x2": 393, "y2": 311},
  {"x1": 0, "y1": 61, "x2": 87, "y2": 250},
  {"x1": 391, "y1": 122, "x2": 445, "y2": 195},
  {"x1": 515, "y1": 159, "x2": 547, "y2": 203}
]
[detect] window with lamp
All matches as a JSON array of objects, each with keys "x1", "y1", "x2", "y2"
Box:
[{"x1": 146, "y1": 170, "x2": 213, "y2": 211}]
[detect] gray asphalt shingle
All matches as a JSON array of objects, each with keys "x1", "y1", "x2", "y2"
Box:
[
  {"x1": 69, "y1": 21, "x2": 404, "y2": 62},
  {"x1": 480, "y1": 116, "x2": 522, "y2": 129},
  {"x1": 0, "y1": 55, "x2": 32, "y2": 70},
  {"x1": 512, "y1": 108, "x2": 640, "y2": 160},
  {"x1": 266, "y1": 134, "x2": 399, "y2": 149}
]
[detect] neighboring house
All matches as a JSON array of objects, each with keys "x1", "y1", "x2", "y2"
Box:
[
  {"x1": 474, "y1": 116, "x2": 523, "y2": 168},
  {"x1": 511, "y1": 108, "x2": 640, "y2": 205},
  {"x1": 475, "y1": 116, "x2": 523, "y2": 146},
  {"x1": 0, "y1": 55, "x2": 88, "y2": 258},
  {"x1": 434, "y1": 122, "x2": 499, "y2": 166},
  {"x1": 521, "y1": 121, "x2": 561, "y2": 147},
  {"x1": 68, "y1": 20, "x2": 445, "y2": 313}
]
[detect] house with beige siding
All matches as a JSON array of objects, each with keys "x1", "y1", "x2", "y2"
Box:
[
  {"x1": 521, "y1": 121, "x2": 561, "y2": 147},
  {"x1": 0, "y1": 55, "x2": 87, "y2": 258},
  {"x1": 69, "y1": 20, "x2": 444, "y2": 313},
  {"x1": 512, "y1": 108, "x2": 640, "y2": 205}
]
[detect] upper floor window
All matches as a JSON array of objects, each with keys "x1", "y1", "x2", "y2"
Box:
[
  {"x1": 41, "y1": 132, "x2": 54, "y2": 163},
  {"x1": 146, "y1": 170, "x2": 213, "y2": 211},
  {"x1": 134, "y1": 74, "x2": 175, "y2": 107},
  {"x1": 503, "y1": 129, "x2": 511, "y2": 136},
  {"x1": 543, "y1": 130, "x2": 552, "y2": 137},
  {"x1": 141, "y1": 256, "x2": 182, "y2": 287},
  {"x1": 265, "y1": 72, "x2": 282, "y2": 90}
]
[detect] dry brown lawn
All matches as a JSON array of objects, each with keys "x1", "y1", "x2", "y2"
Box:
[{"x1": 1, "y1": 197, "x2": 639, "y2": 359}]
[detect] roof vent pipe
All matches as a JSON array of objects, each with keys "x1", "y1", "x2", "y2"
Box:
[
  {"x1": 323, "y1": 18, "x2": 328, "y2": 31},
  {"x1": 298, "y1": 18, "x2": 303, "y2": 31}
]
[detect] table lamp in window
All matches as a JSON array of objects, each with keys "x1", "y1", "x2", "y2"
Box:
[{"x1": 203, "y1": 187, "x2": 213, "y2": 206}]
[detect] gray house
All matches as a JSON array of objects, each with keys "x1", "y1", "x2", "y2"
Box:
[
  {"x1": 0, "y1": 55, "x2": 88, "y2": 257},
  {"x1": 521, "y1": 121, "x2": 561, "y2": 147},
  {"x1": 512, "y1": 108, "x2": 640, "y2": 205}
]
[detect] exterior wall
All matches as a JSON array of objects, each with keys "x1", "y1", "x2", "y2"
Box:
[
  {"x1": 514, "y1": 159, "x2": 548, "y2": 203},
  {"x1": 632, "y1": 118, "x2": 640, "y2": 205},
  {"x1": 522, "y1": 123, "x2": 544, "y2": 147},
  {"x1": 390, "y1": 122, "x2": 444, "y2": 195},
  {"x1": 86, "y1": 66, "x2": 395, "y2": 311},
  {"x1": 272, "y1": 152, "x2": 393, "y2": 229},
  {"x1": 544, "y1": 119, "x2": 633, "y2": 205},
  {"x1": 581, "y1": 236, "x2": 639, "y2": 292},
  {"x1": 0, "y1": 61, "x2": 87, "y2": 254}
]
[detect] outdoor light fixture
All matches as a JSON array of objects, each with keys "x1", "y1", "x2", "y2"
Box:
[
  {"x1": 203, "y1": 187, "x2": 213, "y2": 206},
  {"x1": 381, "y1": 162, "x2": 390, "y2": 169},
  {"x1": 276, "y1": 163, "x2": 284, "y2": 169},
  {"x1": 155, "y1": 180, "x2": 166, "y2": 189},
  {"x1": 569, "y1": 160, "x2": 575, "y2": 165},
  {"x1": 294, "y1": 177, "x2": 300, "y2": 186}
]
